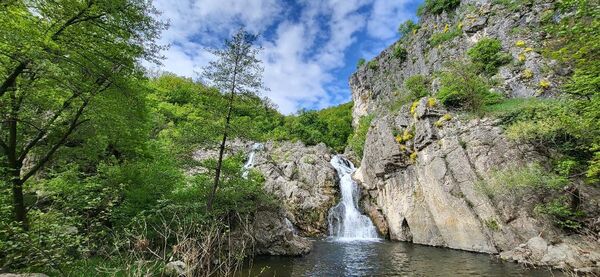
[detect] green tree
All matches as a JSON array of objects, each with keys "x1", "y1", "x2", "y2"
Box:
[
  {"x1": 202, "y1": 29, "x2": 267, "y2": 212},
  {"x1": 0, "y1": 0, "x2": 165, "y2": 229}
]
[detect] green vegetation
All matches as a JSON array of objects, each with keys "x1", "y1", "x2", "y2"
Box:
[
  {"x1": 393, "y1": 45, "x2": 408, "y2": 62},
  {"x1": 269, "y1": 103, "x2": 354, "y2": 153},
  {"x1": 398, "y1": 19, "x2": 419, "y2": 37},
  {"x1": 368, "y1": 60, "x2": 379, "y2": 70},
  {"x1": 347, "y1": 115, "x2": 374, "y2": 160},
  {"x1": 0, "y1": 1, "x2": 355, "y2": 274},
  {"x1": 437, "y1": 62, "x2": 502, "y2": 112},
  {"x1": 467, "y1": 38, "x2": 512, "y2": 75},
  {"x1": 428, "y1": 25, "x2": 462, "y2": 47},
  {"x1": 418, "y1": 0, "x2": 461, "y2": 16},
  {"x1": 404, "y1": 75, "x2": 430, "y2": 100},
  {"x1": 535, "y1": 197, "x2": 585, "y2": 231},
  {"x1": 357, "y1": 58, "x2": 366, "y2": 68}
]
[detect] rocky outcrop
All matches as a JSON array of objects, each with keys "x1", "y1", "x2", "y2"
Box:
[
  {"x1": 249, "y1": 141, "x2": 338, "y2": 237},
  {"x1": 353, "y1": 98, "x2": 600, "y2": 271},
  {"x1": 193, "y1": 140, "x2": 338, "y2": 238},
  {"x1": 350, "y1": 0, "x2": 562, "y2": 125},
  {"x1": 357, "y1": 98, "x2": 540, "y2": 252},
  {"x1": 500, "y1": 236, "x2": 600, "y2": 273},
  {"x1": 252, "y1": 207, "x2": 312, "y2": 256}
]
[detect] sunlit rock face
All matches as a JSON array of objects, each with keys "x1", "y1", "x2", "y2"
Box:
[
  {"x1": 193, "y1": 140, "x2": 339, "y2": 237},
  {"x1": 347, "y1": 0, "x2": 600, "y2": 271}
]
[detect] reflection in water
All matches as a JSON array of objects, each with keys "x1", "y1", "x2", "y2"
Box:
[{"x1": 240, "y1": 240, "x2": 561, "y2": 277}]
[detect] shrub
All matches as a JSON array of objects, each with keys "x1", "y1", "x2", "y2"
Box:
[
  {"x1": 477, "y1": 163, "x2": 567, "y2": 199},
  {"x1": 437, "y1": 62, "x2": 501, "y2": 112},
  {"x1": 535, "y1": 197, "x2": 585, "y2": 231},
  {"x1": 368, "y1": 60, "x2": 378, "y2": 70},
  {"x1": 393, "y1": 45, "x2": 408, "y2": 62},
  {"x1": 467, "y1": 38, "x2": 512, "y2": 75},
  {"x1": 429, "y1": 26, "x2": 462, "y2": 47},
  {"x1": 418, "y1": 0, "x2": 461, "y2": 15},
  {"x1": 347, "y1": 115, "x2": 374, "y2": 161},
  {"x1": 357, "y1": 58, "x2": 366, "y2": 68},
  {"x1": 404, "y1": 75, "x2": 429, "y2": 100},
  {"x1": 398, "y1": 19, "x2": 419, "y2": 37}
]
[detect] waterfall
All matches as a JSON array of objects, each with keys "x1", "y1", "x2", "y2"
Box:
[
  {"x1": 327, "y1": 155, "x2": 379, "y2": 241},
  {"x1": 242, "y1": 143, "x2": 263, "y2": 178}
]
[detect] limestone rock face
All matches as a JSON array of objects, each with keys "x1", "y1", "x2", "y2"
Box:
[
  {"x1": 250, "y1": 141, "x2": 338, "y2": 237},
  {"x1": 350, "y1": 0, "x2": 561, "y2": 125},
  {"x1": 358, "y1": 99, "x2": 544, "y2": 254},
  {"x1": 252, "y1": 207, "x2": 312, "y2": 256},
  {"x1": 193, "y1": 140, "x2": 338, "y2": 237},
  {"x1": 355, "y1": 99, "x2": 600, "y2": 271}
]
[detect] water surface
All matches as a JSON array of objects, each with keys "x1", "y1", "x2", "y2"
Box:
[{"x1": 241, "y1": 239, "x2": 561, "y2": 277}]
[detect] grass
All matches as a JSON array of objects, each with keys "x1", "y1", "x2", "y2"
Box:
[{"x1": 429, "y1": 27, "x2": 462, "y2": 47}]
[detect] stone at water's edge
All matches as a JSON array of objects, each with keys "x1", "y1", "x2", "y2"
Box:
[{"x1": 252, "y1": 207, "x2": 312, "y2": 256}]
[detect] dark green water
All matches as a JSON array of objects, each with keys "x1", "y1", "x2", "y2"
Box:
[{"x1": 240, "y1": 239, "x2": 562, "y2": 277}]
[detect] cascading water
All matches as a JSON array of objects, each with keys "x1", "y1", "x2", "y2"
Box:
[
  {"x1": 242, "y1": 143, "x2": 263, "y2": 178},
  {"x1": 327, "y1": 155, "x2": 379, "y2": 241}
]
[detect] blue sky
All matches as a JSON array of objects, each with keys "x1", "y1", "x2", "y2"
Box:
[{"x1": 151, "y1": 0, "x2": 422, "y2": 114}]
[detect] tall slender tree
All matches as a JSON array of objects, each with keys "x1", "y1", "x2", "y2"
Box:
[
  {"x1": 202, "y1": 28, "x2": 266, "y2": 211},
  {"x1": 0, "y1": 0, "x2": 166, "y2": 229}
]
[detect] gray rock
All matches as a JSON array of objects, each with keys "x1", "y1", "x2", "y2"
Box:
[
  {"x1": 252, "y1": 207, "x2": 312, "y2": 256},
  {"x1": 192, "y1": 140, "x2": 338, "y2": 237},
  {"x1": 164, "y1": 260, "x2": 186, "y2": 276}
]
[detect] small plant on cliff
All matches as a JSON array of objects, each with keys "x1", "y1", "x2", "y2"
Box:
[
  {"x1": 393, "y1": 45, "x2": 408, "y2": 62},
  {"x1": 357, "y1": 58, "x2": 366, "y2": 68},
  {"x1": 404, "y1": 75, "x2": 430, "y2": 100},
  {"x1": 534, "y1": 197, "x2": 585, "y2": 231},
  {"x1": 418, "y1": 0, "x2": 461, "y2": 16},
  {"x1": 467, "y1": 38, "x2": 512, "y2": 75},
  {"x1": 368, "y1": 60, "x2": 379, "y2": 70},
  {"x1": 347, "y1": 115, "x2": 374, "y2": 161},
  {"x1": 437, "y1": 61, "x2": 502, "y2": 112},
  {"x1": 429, "y1": 25, "x2": 462, "y2": 47},
  {"x1": 398, "y1": 19, "x2": 419, "y2": 37}
]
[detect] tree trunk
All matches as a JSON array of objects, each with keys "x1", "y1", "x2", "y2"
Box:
[
  {"x1": 11, "y1": 175, "x2": 28, "y2": 230},
  {"x1": 206, "y1": 75, "x2": 237, "y2": 212}
]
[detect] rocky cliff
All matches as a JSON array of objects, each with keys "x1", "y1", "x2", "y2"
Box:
[
  {"x1": 351, "y1": 0, "x2": 562, "y2": 125},
  {"x1": 192, "y1": 140, "x2": 338, "y2": 255},
  {"x1": 349, "y1": 0, "x2": 599, "y2": 272}
]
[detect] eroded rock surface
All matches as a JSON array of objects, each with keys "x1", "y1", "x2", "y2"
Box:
[
  {"x1": 193, "y1": 140, "x2": 338, "y2": 238},
  {"x1": 354, "y1": 99, "x2": 600, "y2": 271}
]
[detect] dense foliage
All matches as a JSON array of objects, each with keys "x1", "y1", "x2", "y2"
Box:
[
  {"x1": 467, "y1": 38, "x2": 512, "y2": 75},
  {"x1": 269, "y1": 102, "x2": 354, "y2": 153},
  {"x1": 437, "y1": 61, "x2": 502, "y2": 111},
  {"x1": 398, "y1": 19, "x2": 419, "y2": 37},
  {"x1": 418, "y1": 0, "x2": 461, "y2": 16},
  {"x1": 347, "y1": 115, "x2": 374, "y2": 161}
]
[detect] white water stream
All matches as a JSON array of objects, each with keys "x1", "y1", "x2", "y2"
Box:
[
  {"x1": 327, "y1": 155, "x2": 379, "y2": 241},
  {"x1": 242, "y1": 143, "x2": 263, "y2": 178}
]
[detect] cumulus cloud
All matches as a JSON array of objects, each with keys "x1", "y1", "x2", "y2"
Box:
[{"x1": 151, "y1": 0, "x2": 418, "y2": 114}]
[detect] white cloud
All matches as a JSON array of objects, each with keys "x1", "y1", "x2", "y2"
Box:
[{"x1": 151, "y1": 0, "x2": 417, "y2": 114}]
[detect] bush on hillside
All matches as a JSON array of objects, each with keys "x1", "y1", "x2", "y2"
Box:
[
  {"x1": 437, "y1": 62, "x2": 502, "y2": 112},
  {"x1": 347, "y1": 115, "x2": 374, "y2": 161},
  {"x1": 393, "y1": 45, "x2": 408, "y2": 62},
  {"x1": 398, "y1": 19, "x2": 419, "y2": 37},
  {"x1": 467, "y1": 38, "x2": 512, "y2": 75},
  {"x1": 404, "y1": 75, "x2": 430, "y2": 100},
  {"x1": 418, "y1": 0, "x2": 460, "y2": 16}
]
